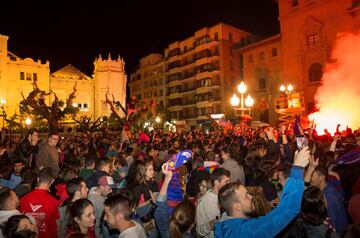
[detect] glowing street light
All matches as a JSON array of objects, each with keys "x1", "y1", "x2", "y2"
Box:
[
  {"x1": 280, "y1": 84, "x2": 294, "y2": 94},
  {"x1": 287, "y1": 84, "x2": 293, "y2": 92},
  {"x1": 0, "y1": 99, "x2": 6, "y2": 106},
  {"x1": 237, "y1": 81, "x2": 247, "y2": 94},
  {"x1": 72, "y1": 102, "x2": 78, "y2": 107},
  {"x1": 231, "y1": 81, "x2": 254, "y2": 132},
  {"x1": 155, "y1": 116, "x2": 161, "y2": 123},
  {"x1": 280, "y1": 85, "x2": 286, "y2": 92},
  {"x1": 245, "y1": 95, "x2": 254, "y2": 107},
  {"x1": 230, "y1": 94, "x2": 240, "y2": 107}
]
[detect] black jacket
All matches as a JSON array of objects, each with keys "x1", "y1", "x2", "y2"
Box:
[{"x1": 18, "y1": 138, "x2": 38, "y2": 165}]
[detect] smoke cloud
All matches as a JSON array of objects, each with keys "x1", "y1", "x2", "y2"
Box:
[{"x1": 309, "y1": 31, "x2": 360, "y2": 134}]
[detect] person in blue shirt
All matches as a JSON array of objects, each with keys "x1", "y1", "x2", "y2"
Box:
[
  {"x1": 214, "y1": 146, "x2": 310, "y2": 238},
  {"x1": 309, "y1": 165, "x2": 348, "y2": 233},
  {"x1": 8, "y1": 159, "x2": 24, "y2": 189}
]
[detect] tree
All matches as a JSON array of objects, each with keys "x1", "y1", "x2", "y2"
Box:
[
  {"x1": 105, "y1": 94, "x2": 170, "y2": 132},
  {"x1": 19, "y1": 82, "x2": 79, "y2": 131},
  {"x1": 73, "y1": 116, "x2": 104, "y2": 133}
]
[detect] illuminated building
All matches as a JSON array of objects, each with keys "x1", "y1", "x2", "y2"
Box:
[
  {"x1": 0, "y1": 35, "x2": 127, "y2": 128},
  {"x1": 233, "y1": 0, "x2": 360, "y2": 124},
  {"x1": 130, "y1": 23, "x2": 256, "y2": 130}
]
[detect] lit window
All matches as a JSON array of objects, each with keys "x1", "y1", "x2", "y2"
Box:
[
  {"x1": 308, "y1": 34, "x2": 319, "y2": 45},
  {"x1": 26, "y1": 73, "x2": 32, "y2": 81}
]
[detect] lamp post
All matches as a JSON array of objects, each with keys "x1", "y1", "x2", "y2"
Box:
[
  {"x1": 280, "y1": 84, "x2": 293, "y2": 108},
  {"x1": 230, "y1": 82, "x2": 254, "y2": 131},
  {"x1": 0, "y1": 99, "x2": 6, "y2": 131}
]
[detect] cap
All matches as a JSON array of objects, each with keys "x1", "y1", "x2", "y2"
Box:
[
  {"x1": 168, "y1": 150, "x2": 192, "y2": 170},
  {"x1": 98, "y1": 176, "x2": 116, "y2": 188}
]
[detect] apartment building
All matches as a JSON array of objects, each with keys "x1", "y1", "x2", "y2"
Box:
[{"x1": 130, "y1": 23, "x2": 255, "y2": 130}]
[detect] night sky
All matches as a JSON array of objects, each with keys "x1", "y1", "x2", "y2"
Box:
[{"x1": 0, "y1": 0, "x2": 279, "y2": 76}]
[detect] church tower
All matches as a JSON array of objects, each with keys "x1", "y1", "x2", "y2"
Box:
[{"x1": 93, "y1": 53, "x2": 127, "y2": 119}]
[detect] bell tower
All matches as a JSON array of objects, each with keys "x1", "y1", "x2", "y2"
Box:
[{"x1": 93, "y1": 53, "x2": 127, "y2": 119}]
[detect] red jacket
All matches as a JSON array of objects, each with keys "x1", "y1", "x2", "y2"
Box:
[{"x1": 20, "y1": 188, "x2": 60, "y2": 238}]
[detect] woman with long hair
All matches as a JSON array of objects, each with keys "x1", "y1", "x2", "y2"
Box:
[
  {"x1": 169, "y1": 200, "x2": 196, "y2": 238},
  {"x1": 126, "y1": 159, "x2": 158, "y2": 211},
  {"x1": 67, "y1": 199, "x2": 96, "y2": 238},
  {"x1": 284, "y1": 186, "x2": 340, "y2": 238}
]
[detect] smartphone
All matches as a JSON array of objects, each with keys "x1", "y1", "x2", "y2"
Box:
[{"x1": 296, "y1": 136, "x2": 306, "y2": 150}]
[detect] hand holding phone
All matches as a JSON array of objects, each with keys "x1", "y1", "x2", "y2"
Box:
[{"x1": 296, "y1": 135, "x2": 306, "y2": 150}]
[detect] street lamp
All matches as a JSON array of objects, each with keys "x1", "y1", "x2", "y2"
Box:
[
  {"x1": 245, "y1": 95, "x2": 254, "y2": 107},
  {"x1": 0, "y1": 99, "x2": 6, "y2": 131},
  {"x1": 280, "y1": 84, "x2": 293, "y2": 94},
  {"x1": 155, "y1": 116, "x2": 161, "y2": 123},
  {"x1": 230, "y1": 94, "x2": 240, "y2": 107},
  {"x1": 231, "y1": 82, "x2": 254, "y2": 131}
]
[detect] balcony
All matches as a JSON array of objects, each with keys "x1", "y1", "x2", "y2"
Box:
[
  {"x1": 182, "y1": 100, "x2": 197, "y2": 107},
  {"x1": 181, "y1": 113, "x2": 198, "y2": 120},
  {"x1": 181, "y1": 72, "x2": 196, "y2": 81},
  {"x1": 168, "y1": 105, "x2": 182, "y2": 111},
  {"x1": 181, "y1": 86, "x2": 196, "y2": 94}
]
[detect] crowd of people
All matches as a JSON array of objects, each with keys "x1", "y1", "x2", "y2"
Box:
[{"x1": 0, "y1": 123, "x2": 359, "y2": 238}]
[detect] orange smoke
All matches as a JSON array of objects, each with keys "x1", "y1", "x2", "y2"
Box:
[{"x1": 309, "y1": 31, "x2": 360, "y2": 135}]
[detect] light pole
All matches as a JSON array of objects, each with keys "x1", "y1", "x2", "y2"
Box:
[
  {"x1": 237, "y1": 81, "x2": 247, "y2": 116},
  {"x1": 0, "y1": 99, "x2": 6, "y2": 131},
  {"x1": 230, "y1": 82, "x2": 254, "y2": 131},
  {"x1": 280, "y1": 84, "x2": 293, "y2": 107}
]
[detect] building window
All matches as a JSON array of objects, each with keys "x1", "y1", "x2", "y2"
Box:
[
  {"x1": 248, "y1": 55, "x2": 253, "y2": 63},
  {"x1": 292, "y1": 0, "x2": 299, "y2": 8},
  {"x1": 26, "y1": 73, "x2": 32, "y2": 81},
  {"x1": 77, "y1": 103, "x2": 82, "y2": 108},
  {"x1": 158, "y1": 78, "x2": 163, "y2": 85},
  {"x1": 308, "y1": 34, "x2": 319, "y2": 45},
  {"x1": 33, "y1": 73, "x2": 38, "y2": 81},
  {"x1": 309, "y1": 63, "x2": 323, "y2": 82},
  {"x1": 259, "y1": 52, "x2": 264, "y2": 61},
  {"x1": 83, "y1": 103, "x2": 88, "y2": 108},
  {"x1": 259, "y1": 78, "x2": 266, "y2": 89},
  {"x1": 228, "y1": 33, "x2": 233, "y2": 41},
  {"x1": 214, "y1": 32, "x2": 218, "y2": 41},
  {"x1": 272, "y1": 48, "x2": 278, "y2": 57},
  {"x1": 159, "y1": 89, "x2": 163, "y2": 96},
  {"x1": 20, "y1": 72, "x2": 25, "y2": 80}
]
